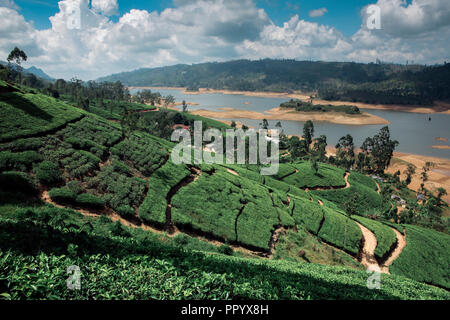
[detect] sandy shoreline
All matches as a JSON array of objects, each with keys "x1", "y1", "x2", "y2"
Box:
[
  {"x1": 324, "y1": 147, "x2": 450, "y2": 203},
  {"x1": 189, "y1": 107, "x2": 390, "y2": 125},
  {"x1": 130, "y1": 86, "x2": 450, "y2": 115}
]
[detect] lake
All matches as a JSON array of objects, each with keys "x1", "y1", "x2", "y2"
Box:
[{"x1": 134, "y1": 88, "x2": 450, "y2": 159}]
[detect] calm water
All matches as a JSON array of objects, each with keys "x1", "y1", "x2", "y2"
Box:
[{"x1": 134, "y1": 88, "x2": 450, "y2": 159}]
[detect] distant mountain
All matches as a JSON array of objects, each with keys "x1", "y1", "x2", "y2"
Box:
[
  {"x1": 96, "y1": 59, "x2": 423, "y2": 91},
  {"x1": 25, "y1": 66, "x2": 54, "y2": 81},
  {"x1": 97, "y1": 59, "x2": 450, "y2": 105},
  {"x1": 0, "y1": 61, "x2": 54, "y2": 81}
]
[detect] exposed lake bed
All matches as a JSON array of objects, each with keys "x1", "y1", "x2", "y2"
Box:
[{"x1": 131, "y1": 87, "x2": 450, "y2": 159}]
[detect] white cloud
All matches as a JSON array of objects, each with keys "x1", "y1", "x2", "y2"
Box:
[
  {"x1": 91, "y1": 0, "x2": 118, "y2": 16},
  {"x1": 362, "y1": 0, "x2": 450, "y2": 37},
  {"x1": 0, "y1": 0, "x2": 448, "y2": 80},
  {"x1": 0, "y1": 0, "x2": 19, "y2": 10},
  {"x1": 0, "y1": 7, "x2": 40, "y2": 59},
  {"x1": 309, "y1": 8, "x2": 327, "y2": 18}
]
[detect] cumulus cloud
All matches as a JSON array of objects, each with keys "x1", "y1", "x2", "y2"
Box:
[
  {"x1": 0, "y1": 0, "x2": 448, "y2": 80},
  {"x1": 0, "y1": 0, "x2": 19, "y2": 10},
  {"x1": 309, "y1": 8, "x2": 327, "y2": 18},
  {"x1": 361, "y1": 0, "x2": 450, "y2": 37},
  {"x1": 0, "y1": 7, "x2": 40, "y2": 59},
  {"x1": 91, "y1": 0, "x2": 118, "y2": 16}
]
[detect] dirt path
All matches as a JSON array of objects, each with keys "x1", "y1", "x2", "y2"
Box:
[
  {"x1": 355, "y1": 222, "x2": 385, "y2": 273},
  {"x1": 383, "y1": 229, "x2": 407, "y2": 269}
]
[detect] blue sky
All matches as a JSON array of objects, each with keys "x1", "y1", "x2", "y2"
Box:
[
  {"x1": 1, "y1": 0, "x2": 448, "y2": 80},
  {"x1": 16, "y1": 0, "x2": 375, "y2": 36}
]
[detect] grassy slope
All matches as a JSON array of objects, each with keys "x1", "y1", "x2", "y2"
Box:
[
  {"x1": 0, "y1": 205, "x2": 448, "y2": 300},
  {"x1": 352, "y1": 215, "x2": 397, "y2": 260},
  {"x1": 1, "y1": 84, "x2": 449, "y2": 298},
  {"x1": 0, "y1": 88, "x2": 83, "y2": 142},
  {"x1": 283, "y1": 162, "x2": 346, "y2": 188},
  {"x1": 390, "y1": 225, "x2": 450, "y2": 289}
]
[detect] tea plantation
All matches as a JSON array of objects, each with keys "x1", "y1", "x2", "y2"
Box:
[{"x1": 1, "y1": 81, "x2": 449, "y2": 299}]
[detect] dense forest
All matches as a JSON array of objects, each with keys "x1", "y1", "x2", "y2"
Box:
[{"x1": 98, "y1": 59, "x2": 450, "y2": 105}]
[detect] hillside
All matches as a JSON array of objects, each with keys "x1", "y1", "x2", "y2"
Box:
[
  {"x1": 1, "y1": 81, "x2": 449, "y2": 299},
  {"x1": 97, "y1": 59, "x2": 450, "y2": 105}
]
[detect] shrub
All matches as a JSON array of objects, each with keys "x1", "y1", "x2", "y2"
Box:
[
  {"x1": 36, "y1": 161, "x2": 61, "y2": 186},
  {"x1": 218, "y1": 244, "x2": 234, "y2": 256},
  {"x1": 75, "y1": 193, "x2": 105, "y2": 209},
  {"x1": 116, "y1": 205, "x2": 135, "y2": 219},
  {"x1": 0, "y1": 151, "x2": 41, "y2": 171},
  {"x1": 0, "y1": 171, "x2": 37, "y2": 195},
  {"x1": 49, "y1": 187, "x2": 76, "y2": 204}
]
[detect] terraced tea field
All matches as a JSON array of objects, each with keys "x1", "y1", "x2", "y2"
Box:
[{"x1": 1, "y1": 81, "x2": 449, "y2": 299}]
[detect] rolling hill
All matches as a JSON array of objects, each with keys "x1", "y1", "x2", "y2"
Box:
[{"x1": 1, "y1": 80, "x2": 449, "y2": 299}]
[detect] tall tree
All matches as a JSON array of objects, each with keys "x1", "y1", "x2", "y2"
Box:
[
  {"x1": 360, "y1": 127, "x2": 398, "y2": 174},
  {"x1": 313, "y1": 135, "x2": 327, "y2": 161},
  {"x1": 404, "y1": 163, "x2": 416, "y2": 186},
  {"x1": 302, "y1": 120, "x2": 314, "y2": 151},
  {"x1": 335, "y1": 134, "x2": 355, "y2": 170},
  {"x1": 7, "y1": 47, "x2": 27, "y2": 84}
]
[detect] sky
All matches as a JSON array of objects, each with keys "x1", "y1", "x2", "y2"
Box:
[{"x1": 0, "y1": 0, "x2": 449, "y2": 80}]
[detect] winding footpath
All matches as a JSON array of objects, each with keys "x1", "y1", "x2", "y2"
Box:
[{"x1": 355, "y1": 179, "x2": 407, "y2": 274}]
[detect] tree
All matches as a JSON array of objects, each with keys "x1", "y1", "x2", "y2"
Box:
[
  {"x1": 164, "y1": 95, "x2": 175, "y2": 107},
  {"x1": 311, "y1": 158, "x2": 319, "y2": 175},
  {"x1": 435, "y1": 187, "x2": 447, "y2": 207},
  {"x1": 261, "y1": 118, "x2": 269, "y2": 130},
  {"x1": 302, "y1": 120, "x2": 314, "y2": 150},
  {"x1": 230, "y1": 121, "x2": 236, "y2": 128},
  {"x1": 7, "y1": 47, "x2": 27, "y2": 84},
  {"x1": 359, "y1": 126, "x2": 398, "y2": 174},
  {"x1": 420, "y1": 162, "x2": 434, "y2": 190},
  {"x1": 335, "y1": 134, "x2": 355, "y2": 170},
  {"x1": 182, "y1": 100, "x2": 188, "y2": 113},
  {"x1": 404, "y1": 163, "x2": 416, "y2": 186},
  {"x1": 313, "y1": 135, "x2": 327, "y2": 161}
]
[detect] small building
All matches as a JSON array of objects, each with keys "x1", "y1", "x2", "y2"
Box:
[
  {"x1": 371, "y1": 175, "x2": 385, "y2": 183},
  {"x1": 417, "y1": 193, "x2": 427, "y2": 201},
  {"x1": 391, "y1": 195, "x2": 406, "y2": 206}
]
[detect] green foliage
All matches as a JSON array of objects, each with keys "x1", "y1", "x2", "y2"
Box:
[
  {"x1": 218, "y1": 244, "x2": 234, "y2": 256},
  {"x1": 1, "y1": 206, "x2": 448, "y2": 300},
  {"x1": 139, "y1": 161, "x2": 191, "y2": 226},
  {"x1": 347, "y1": 171, "x2": 378, "y2": 191},
  {"x1": 312, "y1": 174, "x2": 384, "y2": 216},
  {"x1": 0, "y1": 91, "x2": 83, "y2": 142},
  {"x1": 281, "y1": 99, "x2": 361, "y2": 114},
  {"x1": 75, "y1": 193, "x2": 105, "y2": 209},
  {"x1": 49, "y1": 187, "x2": 76, "y2": 204},
  {"x1": 35, "y1": 161, "x2": 61, "y2": 186},
  {"x1": 86, "y1": 164, "x2": 146, "y2": 212},
  {"x1": 274, "y1": 227, "x2": 362, "y2": 269},
  {"x1": 291, "y1": 198, "x2": 324, "y2": 234},
  {"x1": 390, "y1": 225, "x2": 450, "y2": 289},
  {"x1": 318, "y1": 207, "x2": 362, "y2": 255},
  {"x1": 112, "y1": 135, "x2": 168, "y2": 176},
  {"x1": 0, "y1": 150, "x2": 41, "y2": 171},
  {"x1": 351, "y1": 215, "x2": 397, "y2": 260},
  {"x1": 283, "y1": 162, "x2": 346, "y2": 188},
  {"x1": 0, "y1": 171, "x2": 37, "y2": 195}
]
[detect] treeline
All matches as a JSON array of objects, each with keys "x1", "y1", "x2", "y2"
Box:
[
  {"x1": 282, "y1": 121, "x2": 398, "y2": 175},
  {"x1": 97, "y1": 59, "x2": 417, "y2": 91},
  {"x1": 98, "y1": 59, "x2": 450, "y2": 105},
  {"x1": 319, "y1": 63, "x2": 450, "y2": 105}
]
